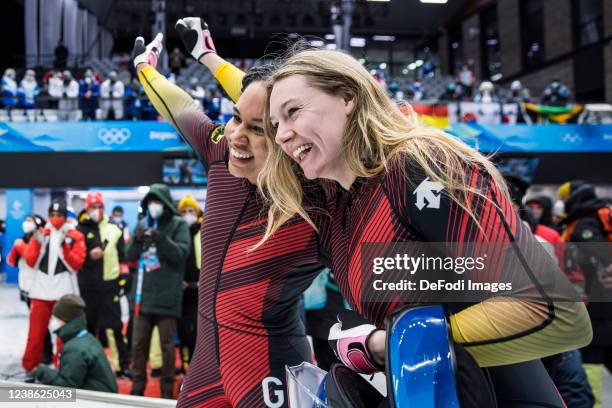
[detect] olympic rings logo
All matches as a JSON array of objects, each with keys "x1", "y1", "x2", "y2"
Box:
[{"x1": 98, "y1": 128, "x2": 131, "y2": 145}]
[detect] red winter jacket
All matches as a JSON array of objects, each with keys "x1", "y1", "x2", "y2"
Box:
[{"x1": 24, "y1": 226, "x2": 86, "y2": 273}]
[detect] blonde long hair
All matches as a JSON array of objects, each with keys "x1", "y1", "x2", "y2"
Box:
[{"x1": 257, "y1": 49, "x2": 509, "y2": 244}]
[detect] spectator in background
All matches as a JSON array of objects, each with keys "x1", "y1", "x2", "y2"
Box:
[
  {"x1": 8, "y1": 214, "x2": 46, "y2": 304},
  {"x1": 439, "y1": 81, "x2": 463, "y2": 101},
  {"x1": 125, "y1": 184, "x2": 190, "y2": 398},
  {"x1": 474, "y1": 81, "x2": 499, "y2": 103},
  {"x1": 202, "y1": 89, "x2": 220, "y2": 120},
  {"x1": 510, "y1": 80, "x2": 531, "y2": 103},
  {"x1": 58, "y1": 71, "x2": 79, "y2": 120},
  {"x1": 176, "y1": 195, "x2": 202, "y2": 373},
  {"x1": 79, "y1": 69, "x2": 100, "y2": 121},
  {"x1": 54, "y1": 40, "x2": 69, "y2": 69},
  {"x1": 77, "y1": 193, "x2": 131, "y2": 379},
  {"x1": 47, "y1": 71, "x2": 64, "y2": 109},
  {"x1": 7, "y1": 214, "x2": 54, "y2": 365},
  {"x1": 2, "y1": 68, "x2": 18, "y2": 109},
  {"x1": 110, "y1": 205, "x2": 130, "y2": 241},
  {"x1": 410, "y1": 81, "x2": 423, "y2": 101},
  {"x1": 33, "y1": 294, "x2": 117, "y2": 393},
  {"x1": 18, "y1": 69, "x2": 39, "y2": 109},
  {"x1": 21, "y1": 201, "x2": 86, "y2": 381},
  {"x1": 124, "y1": 78, "x2": 143, "y2": 120},
  {"x1": 169, "y1": 48, "x2": 184, "y2": 75},
  {"x1": 100, "y1": 71, "x2": 125, "y2": 120},
  {"x1": 541, "y1": 79, "x2": 571, "y2": 106},
  {"x1": 558, "y1": 181, "x2": 612, "y2": 392},
  {"x1": 219, "y1": 92, "x2": 233, "y2": 123},
  {"x1": 458, "y1": 63, "x2": 475, "y2": 98},
  {"x1": 504, "y1": 175, "x2": 594, "y2": 408},
  {"x1": 186, "y1": 77, "x2": 205, "y2": 108}
]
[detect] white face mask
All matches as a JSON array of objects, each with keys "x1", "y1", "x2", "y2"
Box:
[
  {"x1": 22, "y1": 220, "x2": 36, "y2": 234},
  {"x1": 183, "y1": 213, "x2": 198, "y2": 226},
  {"x1": 88, "y1": 209, "x2": 102, "y2": 223},
  {"x1": 112, "y1": 216, "x2": 123, "y2": 224},
  {"x1": 148, "y1": 202, "x2": 164, "y2": 219},
  {"x1": 49, "y1": 315, "x2": 64, "y2": 333}
]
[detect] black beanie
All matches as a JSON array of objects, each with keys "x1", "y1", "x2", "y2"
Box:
[
  {"x1": 48, "y1": 200, "x2": 68, "y2": 216},
  {"x1": 52, "y1": 294, "x2": 86, "y2": 322}
]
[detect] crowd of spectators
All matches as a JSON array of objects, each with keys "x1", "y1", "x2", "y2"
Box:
[
  {"x1": 0, "y1": 57, "x2": 602, "y2": 124},
  {"x1": 0, "y1": 66, "x2": 227, "y2": 123},
  {"x1": 4, "y1": 188, "x2": 203, "y2": 398}
]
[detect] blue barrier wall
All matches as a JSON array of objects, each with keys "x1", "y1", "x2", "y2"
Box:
[{"x1": 0, "y1": 121, "x2": 610, "y2": 153}]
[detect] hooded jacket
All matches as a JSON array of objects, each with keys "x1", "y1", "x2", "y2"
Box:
[
  {"x1": 526, "y1": 195, "x2": 554, "y2": 228},
  {"x1": 33, "y1": 315, "x2": 117, "y2": 393},
  {"x1": 125, "y1": 184, "x2": 190, "y2": 317},
  {"x1": 560, "y1": 185, "x2": 612, "y2": 345}
]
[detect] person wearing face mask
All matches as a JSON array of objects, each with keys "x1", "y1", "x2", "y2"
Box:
[
  {"x1": 58, "y1": 70, "x2": 79, "y2": 120},
  {"x1": 176, "y1": 195, "x2": 203, "y2": 373},
  {"x1": 78, "y1": 69, "x2": 100, "y2": 120},
  {"x1": 21, "y1": 201, "x2": 86, "y2": 379},
  {"x1": 8, "y1": 214, "x2": 45, "y2": 303},
  {"x1": 125, "y1": 183, "x2": 190, "y2": 398},
  {"x1": 32, "y1": 294, "x2": 117, "y2": 392},
  {"x1": 100, "y1": 70, "x2": 125, "y2": 120},
  {"x1": 2, "y1": 68, "x2": 18, "y2": 109},
  {"x1": 7, "y1": 215, "x2": 55, "y2": 367},
  {"x1": 76, "y1": 192, "x2": 130, "y2": 378},
  {"x1": 46, "y1": 70, "x2": 63, "y2": 109},
  {"x1": 17, "y1": 69, "x2": 39, "y2": 110}
]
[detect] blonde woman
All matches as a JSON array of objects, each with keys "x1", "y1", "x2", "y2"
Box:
[{"x1": 258, "y1": 49, "x2": 592, "y2": 406}]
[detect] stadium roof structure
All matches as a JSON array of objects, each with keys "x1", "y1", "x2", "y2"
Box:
[{"x1": 84, "y1": 0, "x2": 472, "y2": 39}]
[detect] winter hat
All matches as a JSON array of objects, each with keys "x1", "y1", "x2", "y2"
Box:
[
  {"x1": 48, "y1": 200, "x2": 68, "y2": 216},
  {"x1": 85, "y1": 192, "x2": 104, "y2": 209},
  {"x1": 178, "y1": 195, "x2": 202, "y2": 215},
  {"x1": 557, "y1": 180, "x2": 585, "y2": 201},
  {"x1": 52, "y1": 294, "x2": 86, "y2": 322}
]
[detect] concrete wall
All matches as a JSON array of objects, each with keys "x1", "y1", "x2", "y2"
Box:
[
  {"x1": 462, "y1": 13, "x2": 482, "y2": 78},
  {"x1": 497, "y1": 0, "x2": 522, "y2": 77},
  {"x1": 605, "y1": 0, "x2": 612, "y2": 102},
  {"x1": 438, "y1": 33, "x2": 450, "y2": 75},
  {"x1": 543, "y1": 0, "x2": 573, "y2": 60}
]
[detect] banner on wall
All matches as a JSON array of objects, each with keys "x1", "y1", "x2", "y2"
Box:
[
  {"x1": 447, "y1": 123, "x2": 612, "y2": 153},
  {"x1": 1, "y1": 121, "x2": 611, "y2": 153},
  {"x1": 0, "y1": 121, "x2": 189, "y2": 152},
  {"x1": 2, "y1": 190, "x2": 33, "y2": 283}
]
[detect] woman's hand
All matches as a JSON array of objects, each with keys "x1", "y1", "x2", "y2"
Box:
[
  {"x1": 132, "y1": 33, "x2": 164, "y2": 72},
  {"x1": 367, "y1": 329, "x2": 386, "y2": 366}
]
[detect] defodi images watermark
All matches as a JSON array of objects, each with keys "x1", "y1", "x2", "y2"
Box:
[{"x1": 359, "y1": 242, "x2": 610, "y2": 304}]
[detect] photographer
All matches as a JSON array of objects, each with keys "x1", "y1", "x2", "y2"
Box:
[{"x1": 125, "y1": 184, "x2": 190, "y2": 399}]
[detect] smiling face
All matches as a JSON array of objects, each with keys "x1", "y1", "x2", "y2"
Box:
[
  {"x1": 269, "y1": 75, "x2": 355, "y2": 184},
  {"x1": 224, "y1": 81, "x2": 268, "y2": 184}
]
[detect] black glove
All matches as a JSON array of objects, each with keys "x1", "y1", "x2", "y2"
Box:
[{"x1": 175, "y1": 17, "x2": 217, "y2": 61}]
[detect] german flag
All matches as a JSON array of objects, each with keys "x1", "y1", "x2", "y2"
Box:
[{"x1": 409, "y1": 104, "x2": 450, "y2": 128}]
